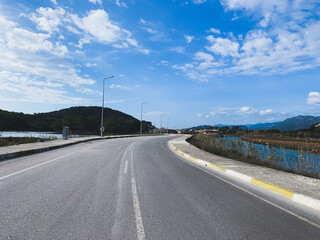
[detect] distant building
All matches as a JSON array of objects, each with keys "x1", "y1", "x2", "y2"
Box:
[
  {"x1": 166, "y1": 129, "x2": 178, "y2": 134},
  {"x1": 153, "y1": 128, "x2": 178, "y2": 134}
]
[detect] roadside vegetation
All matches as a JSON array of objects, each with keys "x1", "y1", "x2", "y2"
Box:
[
  {"x1": 191, "y1": 123, "x2": 320, "y2": 152},
  {"x1": 0, "y1": 135, "x2": 57, "y2": 147},
  {"x1": 188, "y1": 133, "x2": 320, "y2": 179}
]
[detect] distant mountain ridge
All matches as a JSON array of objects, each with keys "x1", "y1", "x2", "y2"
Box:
[
  {"x1": 0, "y1": 106, "x2": 154, "y2": 134},
  {"x1": 188, "y1": 115, "x2": 320, "y2": 131},
  {"x1": 246, "y1": 122, "x2": 282, "y2": 130},
  {"x1": 269, "y1": 115, "x2": 320, "y2": 130}
]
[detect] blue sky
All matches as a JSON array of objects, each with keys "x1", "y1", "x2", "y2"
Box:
[{"x1": 0, "y1": 0, "x2": 320, "y2": 129}]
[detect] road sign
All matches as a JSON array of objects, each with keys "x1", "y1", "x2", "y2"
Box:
[{"x1": 100, "y1": 127, "x2": 104, "y2": 132}]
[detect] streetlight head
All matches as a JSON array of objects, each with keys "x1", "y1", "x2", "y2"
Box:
[{"x1": 104, "y1": 76, "x2": 114, "y2": 80}]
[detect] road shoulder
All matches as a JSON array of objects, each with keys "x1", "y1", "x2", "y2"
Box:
[{"x1": 169, "y1": 135, "x2": 320, "y2": 212}]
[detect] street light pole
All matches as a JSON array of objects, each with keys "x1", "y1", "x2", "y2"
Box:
[
  {"x1": 160, "y1": 113, "x2": 164, "y2": 135},
  {"x1": 101, "y1": 76, "x2": 114, "y2": 137},
  {"x1": 140, "y1": 102, "x2": 147, "y2": 136}
]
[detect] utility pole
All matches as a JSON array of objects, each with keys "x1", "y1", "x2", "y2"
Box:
[
  {"x1": 160, "y1": 113, "x2": 164, "y2": 135},
  {"x1": 140, "y1": 102, "x2": 147, "y2": 136},
  {"x1": 101, "y1": 76, "x2": 114, "y2": 137}
]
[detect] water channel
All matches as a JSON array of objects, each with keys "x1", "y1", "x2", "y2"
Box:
[
  {"x1": 222, "y1": 137, "x2": 320, "y2": 176},
  {"x1": 0, "y1": 131, "x2": 88, "y2": 139}
]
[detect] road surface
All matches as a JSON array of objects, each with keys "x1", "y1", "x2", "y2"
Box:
[{"x1": 0, "y1": 135, "x2": 319, "y2": 239}]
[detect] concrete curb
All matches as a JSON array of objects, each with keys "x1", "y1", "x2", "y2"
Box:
[
  {"x1": 0, "y1": 134, "x2": 141, "y2": 161},
  {"x1": 168, "y1": 140, "x2": 320, "y2": 212}
]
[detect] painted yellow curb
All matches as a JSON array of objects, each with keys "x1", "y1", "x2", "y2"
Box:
[
  {"x1": 251, "y1": 178, "x2": 295, "y2": 198},
  {"x1": 208, "y1": 162, "x2": 227, "y2": 172},
  {"x1": 189, "y1": 155, "x2": 198, "y2": 160}
]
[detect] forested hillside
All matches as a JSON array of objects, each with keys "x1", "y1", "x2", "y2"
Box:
[{"x1": 0, "y1": 107, "x2": 154, "y2": 134}]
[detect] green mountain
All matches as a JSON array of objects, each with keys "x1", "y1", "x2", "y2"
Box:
[
  {"x1": 0, "y1": 106, "x2": 154, "y2": 134},
  {"x1": 269, "y1": 115, "x2": 320, "y2": 130}
]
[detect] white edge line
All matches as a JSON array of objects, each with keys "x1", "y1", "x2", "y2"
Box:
[
  {"x1": 124, "y1": 160, "x2": 128, "y2": 174},
  {"x1": 225, "y1": 169, "x2": 252, "y2": 183},
  {"x1": 293, "y1": 194, "x2": 320, "y2": 212},
  {"x1": 130, "y1": 144, "x2": 146, "y2": 240}
]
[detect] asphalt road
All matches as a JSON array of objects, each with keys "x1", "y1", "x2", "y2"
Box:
[{"x1": 0, "y1": 135, "x2": 319, "y2": 239}]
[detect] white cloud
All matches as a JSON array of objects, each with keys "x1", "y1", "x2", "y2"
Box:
[
  {"x1": 76, "y1": 88, "x2": 97, "y2": 94},
  {"x1": 50, "y1": 0, "x2": 57, "y2": 5},
  {"x1": 139, "y1": 48, "x2": 151, "y2": 54},
  {"x1": 109, "y1": 84, "x2": 131, "y2": 90},
  {"x1": 143, "y1": 27, "x2": 157, "y2": 34},
  {"x1": 172, "y1": 62, "x2": 210, "y2": 82},
  {"x1": 195, "y1": 51, "x2": 214, "y2": 62},
  {"x1": 126, "y1": 38, "x2": 138, "y2": 47},
  {"x1": 221, "y1": 0, "x2": 288, "y2": 12},
  {"x1": 307, "y1": 92, "x2": 320, "y2": 105},
  {"x1": 184, "y1": 35, "x2": 194, "y2": 43},
  {"x1": 71, "y1": 10, "x2": 128, "y2": 44},
  {"x1": 7, "y1": 28, "x2": 53, "y2": 52},
  {"x1": 54, "y1": 42, "x2": 68, "y2": 57},
  {"x1": 193, "y1": 0, "x2": 207, "y2": 4},
  {"x1": 68, "y1": 9, "x2": 147, "y2": 52},
  {"x1": 86, "y1": 63, "x2": 97, "y2": 67},
  {"x1": 142, "y1": 26, "x2": 164, "y2": 41},
  {"x1": 29, "y1": 6, "x2": 146, "y2": 53},
  {"x1": 221, "y1": 0, "x2": 288, "y2": 26},
  {"x1": 194, "y1": 51, "x2": 220, "y2": 70},
  {"x1": 140, "y1": 19, "x2": 165, "y2": 41},
  {"x1": 115, "y1": 0, "x2": 128, "y2": 8},
  {"x1": 241, "y1": 32, "x2": 273, "y2": 55},
  {"x1": 89, "y1": 0, "x2": 103, "y2": 5},
  {"x1": 206, "y1": 36, "x2": 239, "y2": 57},
  {"x1": 260, "y1": 109, "x2": 272, "y2": 115},
  {"x1": 160, "y1": 60, "x2": 169, "y2": 66},
  {"x1": 29, "y1": 7, "x2": 66, "y2": 34},
  {"x1": 3, "y1": 16, "x2": 68, "y2": 57},
  {"x1": 173, "y1": 1, "x2": 320, "y2": 80},
  {"x1": 197, "y1": 113, "x2": 203, "y2": 117},
  {"x1": 0, "y1": 4, "x2": 148, "y2": 106},
  {"x1": 140, "y1": 18, "x2": 146, "y2": 24},
  {"x1": 169, "y1": 46, "x2": 185, "y2": 53},
  {"x1": 211, "y1": 111, "x2": 229, "y2": 116},
  {"x1": 236, "y1": 106, "x2": 257, "y2": 115},
  {"x1": 0, "y1": 14, "x2": 94, "y2": 105},
  {"x1": 208, "y1": 28, "x2": 221, "y2": 34},
  {"x1": 0, "y1": 70, "x2": 91, "y2": 104},
  {"x1": 205, "y1": 115, "x2": 210, "y2": 118}
]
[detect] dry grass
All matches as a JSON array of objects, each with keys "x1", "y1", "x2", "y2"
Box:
[{"x1": 188, "y1": 134, "x2": 320, "y2": 179}]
